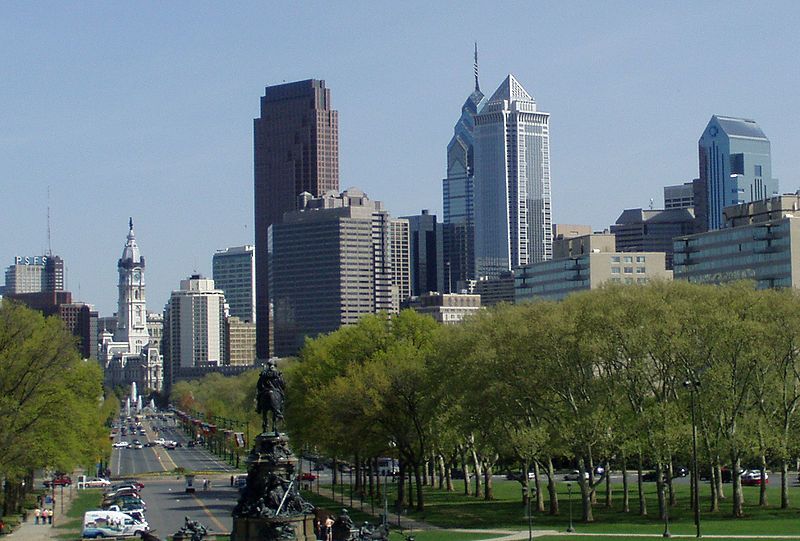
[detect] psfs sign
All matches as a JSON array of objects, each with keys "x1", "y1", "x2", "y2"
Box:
[{"x1": 14, "y1": 256, "x2": 48, "y2": 266}]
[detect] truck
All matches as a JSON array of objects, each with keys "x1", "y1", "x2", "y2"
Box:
[{"x1": 81, "y1": 510, "x2": 149, "y2": 538}]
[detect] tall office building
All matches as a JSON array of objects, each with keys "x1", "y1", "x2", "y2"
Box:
[
  {"x1": 698, "y1": 115, "x2": 778, "y2": 231},
  {"x1": 610, "y1": 208, "x2": 696, "y2": 269},
  {"x1": 59, "y1": 302, "x2": 98, "y2": 360},
  {"x1": 213, "y1": 245, "x2": 256, "y2": 323},
  {"x1": 269, "y1": 189, "x2": 405, "y2": 356},
  {"x1": 254, "y1": 79, "x2": 339, "y2": 360},
  {"x1": 3, "y1": 255, "x2": 64, "y2": 294},
  {"x1": 165, "y1": 275, "x2": 227, "y2": 369},
  {"x1": 474, "y1": 74, "x2": 552, "y2": 278},
  {"x1": 389, "y1": 218, "x2": 411, "y2": 307},
  {"x1": 402, "y1": 210, "x2": 444, "y2": 296},
  {"x1": 664, "y1": 181, "x2": 695, "y2": 210},
  {"x1": 443, "y1": 47, "x2": 485, "y2": 292}
]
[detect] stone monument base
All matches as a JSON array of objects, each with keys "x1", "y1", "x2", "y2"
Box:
[{"x1": 231, "y1": 514, "x2": 316, "y2": 541}]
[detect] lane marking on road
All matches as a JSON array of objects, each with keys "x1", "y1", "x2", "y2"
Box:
[{"x1": 190, "y1": 493, "x2": 228, "y2": 533}]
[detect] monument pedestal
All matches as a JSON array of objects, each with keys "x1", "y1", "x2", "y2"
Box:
[{"x1": 231, "y1": 514, "x2": 316, "y2": 541}]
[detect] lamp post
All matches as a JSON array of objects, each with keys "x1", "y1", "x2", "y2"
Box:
[
  {"x1": 684, "y1": 379, "x2": 702, "y2": 538},
  {"x1": 662, "y1": 479, "x2": 671, "y2": 538},
  {"x1": 525, "y1": 485, "x2": 533, "y2": 541},
  {"x1": 566, "y1": 482, "x2": 575, "y2": 533}
]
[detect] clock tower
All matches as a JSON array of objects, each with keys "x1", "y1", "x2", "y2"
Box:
[{"x1": 114, "y1": 218, "x2": 150, "y2": 354}]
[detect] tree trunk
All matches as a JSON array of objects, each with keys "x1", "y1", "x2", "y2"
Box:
[
  {"x1": 437, "y1": 454, "x2": 445, "y2": 489},
  {"x1": 709, "y1": 464, "x2": 719, "y2": 512},
  {"x1": 332, "y1": 457, "x2": 339, "y2": 486},
  {"x1": 637, "y1": 452, "x2": 647, "y2": 516},
  {"x1": 445, "y1": 456, "x2": 454, "y2": 492},
  {"x1": 578, "y1": 459, "x2": 594, "y2": 523},
  {"x1": 715, "y1": 460, "x2": 725, "y2": 500},
  {"x1": 483, "y1": 464, "x2": 494, "y2": 500},
  {"x1": 588, "y1": 453, "x2": 597, "y2": 505},
  {"x1": 781, "y1": 459, "x2": 789, "y2": 509},
  {"x1": 667, "y1": 462, "x2": 676, "y2": 507},
  {"x1": 522, "y1": 459, "x2": 531, "y2": 508},
  {"x1": 731, "y1": 456, "x2": 744, "y2": 518},
  {"x1": 759, "y1": 454, "x2": 768, "y2": 507},
  {"x1": 368, "y1": 457, "x2": 375, "y2": 497},
  {"x1": 604, "y1": 460, "x2": 612, "y2": 508},
  {"x1": 407, "y1": 468, "x2": 413, "y2": 507},
  {"x1": 422, "y1": 459, "x2": 429, "y2": 486},
  {"x1": 459, "y1": 446, "x2": 469, "y2": 495},
  {"x1": 533, "y1": 461, "x2": 544, "y2": 512},
  {"x1": 547, "y1": 457, "x2": 559, "y2": 515},
  {"x1": 471, "y1": 448, "x2": 483, "y2": 499},
  {"x1": 414, "y1": 464, "x2": 425, "y2": 511},
  {"x1": 355, "y1": 454, "x2": 362, "y2": 494},
  {"x1": 622, "y1": 455, "x2": 630, "y2": 513}
]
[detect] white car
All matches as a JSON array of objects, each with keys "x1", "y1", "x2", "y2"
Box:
[
  {"x1": 112, "y1": 441, "x2": 130, "y2": 448},
  {"x1": 84, "y1": 477, "x2": 112, "y2": 488},
  {"x1": 153, "y1": 438, "x2": 165, "y2": 445}
]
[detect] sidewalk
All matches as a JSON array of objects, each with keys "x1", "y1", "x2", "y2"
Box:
[{"x1": 7, "y1": 479, "x2": 79, "y2": 540}]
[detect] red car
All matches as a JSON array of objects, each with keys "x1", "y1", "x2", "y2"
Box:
[
  {"x1": 43, "y1": 475, "x2": 72, "y2": 488},
  {"x1": 299, "y1": 472, "x2": 318, "y2": 481}
]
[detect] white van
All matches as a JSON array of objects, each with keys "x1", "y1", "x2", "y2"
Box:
[{"x1": 82, "y1": 510, "x2": 149, "y2": 538}]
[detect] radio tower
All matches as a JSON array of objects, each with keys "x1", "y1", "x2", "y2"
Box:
[{"x1": 46, "y1": 186, "x2": 53, "y2": 257}]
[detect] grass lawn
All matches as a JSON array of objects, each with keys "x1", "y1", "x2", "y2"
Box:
[
  {"x1": 54, "y1": 488, "x2": 103, "y2": 540},
  {"x1": 320, "y1": 477, "x2": 800, "y2": 537}
]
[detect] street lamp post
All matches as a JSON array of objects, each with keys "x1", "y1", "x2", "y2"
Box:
[
  {"x1": 566, "y1": 482, "x2": 575, "y2": 533},
  {"x1": 662, "y1": 480, "x2": 671, "y2": 538},
  {"x1": 525, "y1": 485, "x2": 533, "y2": 541},
  {"x1": 685, "y1": 379, "x2": 702, "y2": 538}
]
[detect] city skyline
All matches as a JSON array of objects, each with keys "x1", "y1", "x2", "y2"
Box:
[{"x1": 3, "y1": 2, "x2": 800, "y2": 315}]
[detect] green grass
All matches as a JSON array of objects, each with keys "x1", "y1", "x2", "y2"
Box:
[
  {"x1": 320, "y1": 478, "x2": 800, "y2": 537},
  {"x1": 53, "y1": 488, "x2": 103, "y2": 539}
]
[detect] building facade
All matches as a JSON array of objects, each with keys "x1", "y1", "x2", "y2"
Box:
[
  {"x1": 254, "y1": 79, "x2": 339, "y2": 360},
  {"x1": 473, "y1": 271, "x2": 516, "y2": 306},
  {"x1": 698, "y1": 115, "x2": 779, "y2": 231},
  {"x1": 225, "y1": 316, "x2": 256, "y2": 366},
  {"x1": 610, "y1": 208, "x2": 696, "y2": 269},
  {"x1": 59, "y1": 302, "x2": 98, "y2": 360},
  {"x1": 515, "y1": 233, "x2": 672, "y2": 302},
  {"x1": 402, "y1": 210, "x2": 444, "y2": 296},
  {"x1": 100, "y1": 220, "x2": 163, "y2": 393},
  {"x1": 664, "y1": 181, "x2": 695, "y2": 210},
  {"x1": 389, "y1": 218, "x2": 411, "y2": 308},
  {"x1": 674, "y1": 196, "x2": 800, "y2": 288},
  {"x1": 268, "y1": 189, "x2": 406, "y2": 356},
  {"x1": 3, "y1": 255, "x2": 63, "y2": 294},
  {"x1": 474, "y1": 75, "x2": 552, "y2": 278},
  {"x1": 165, "y1": 275, "x2": 228, "y2": 369},
  {"x1": 403, "y1": 292, "x2": 481, "y2": 324},
  {"x1": 442, "y1": 49, "x2": 485, "y2": 291},
  {"x1": 213, "y1": 245, "x2": 256, "y2": 322}
]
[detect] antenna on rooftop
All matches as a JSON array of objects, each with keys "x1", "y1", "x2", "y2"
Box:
[{"x1": 46, "y1": 186, "x2": 53, "y2": 256}]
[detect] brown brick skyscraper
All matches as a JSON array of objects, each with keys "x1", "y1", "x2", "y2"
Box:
[{"x1": 254, "y1": 79, "x2": 339, "y2": 359}]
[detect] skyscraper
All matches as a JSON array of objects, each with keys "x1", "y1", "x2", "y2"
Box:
[
  {"x1": 254, "y1": 79, "x2": 339, "y2": 359},
  {"x1": 165, "y1": 275, "x2": 227, "y2": 369},
  {"x1": 474, "y1": 74, "x2": 552, "y2": 279},
  {"x1": 213, "y1": 245, "x2": 255, "y2": 323},
  {"x1": 268, "y1": 189, "x2": 405, "y2": 356},
  {"x1": 402, "y1": 210, "x2": 444, "y2": 296},
  {"x1": 442, "y1": 46, "x2": 485, "y2": 292},
  {"x1": 698, "y1": 115, "x2": 779, "y2": 231}
]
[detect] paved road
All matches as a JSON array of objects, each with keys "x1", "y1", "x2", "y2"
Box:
[{"x1": 111, "y1": 419, "x2": 238, "y2": 477}]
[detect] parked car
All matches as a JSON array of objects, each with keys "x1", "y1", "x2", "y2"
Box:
[
  {"x1": 506, "y1": 471, "x2": 536, "y2": 481},
  {"x1": 44, "y1": 475, "x2": 72, "y2": 488},
  {"x1": 564, "y1": 470, "x2": 589, "y2": 481},
  {"x1": 299, "y1": 472, "x2": 318, "y2": 481},
  {"x1": 741, "y1": 470, "x2": 769, "y2": 486},
  {"x1": 78, "y1": 476, "x2": 111, "y2": 489},
  {"x1": 113, "y1": 441, "x2": 130, "y2": 448}
]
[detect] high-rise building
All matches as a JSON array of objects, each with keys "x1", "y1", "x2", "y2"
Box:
[
  {"x1": 443, "y1": 46, "x2": 485, "y2": 292},
  {"x1": 3, "y1": 255, "x2": 63, "y2": 294},
  {"x1": 664, "y1": 181, "x2": 695, "y2": 210},
  {"x1": 213, "y1": 245, "x2": 256, "y2": 323},
  {"x1": 474, "y1": 74, "x2": 552, "y2": 278},
  {"x1": 268, "y1": 189, "x2": 405, "y2": 356},
  {"x1": 389, "y1": 218, "x2": 411, "y2": 308},
  {"x1": 165, "y1": 275, "x2": 228, "y2": 370},
  {"x1": 254, "y1": 79, "x2": 339, "y2": 360},
  {"x1": 610, "y1": 208, "x2": 696, "y2": 269},
  {"x1": 698, "y1": 115, "x2": 779, "y2": 231},
  {"x1": 100, "y1": 220, "x2": 163, "y2": 392},
  {"x1": 402, "y1": 210, "x2": 444, "y2": 296},
  {"x1": 225, "y1": 316, "x2": 256, "y2": 366},
  {"x1": 59, "y1": 302, "x2": 98, "y2": 360}
]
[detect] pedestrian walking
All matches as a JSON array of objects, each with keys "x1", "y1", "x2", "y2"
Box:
[
  {"x1": 34, "y1": 507, "x2": 41, "y2": 525},
  {"x1": 48, "y1": 508, "x2": 54, "y2": 524}
]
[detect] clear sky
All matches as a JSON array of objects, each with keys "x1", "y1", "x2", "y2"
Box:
[{"x1": 2, "y1": 1, "x2": 799, "y2": 316}]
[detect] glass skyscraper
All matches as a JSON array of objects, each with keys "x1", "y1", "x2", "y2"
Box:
[
  {"x1": 442, "y1": 50, "x2": 485, "y2": 292},
  {"x1": 698, "y1": 115, "x2": 778, "y2": 231},
  {"x1": 473, "y1": 74, "x2": 552, "y2": 278}
]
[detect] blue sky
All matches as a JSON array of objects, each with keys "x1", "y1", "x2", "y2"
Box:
[{"x1": 2, "y1": 1, "x2": 799, "y2": 316}]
